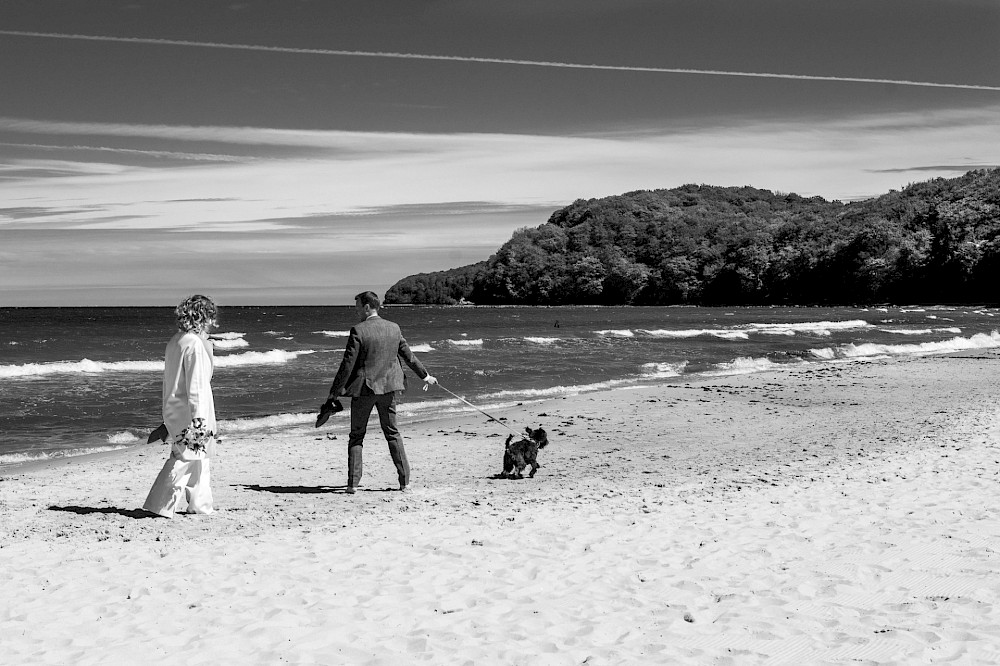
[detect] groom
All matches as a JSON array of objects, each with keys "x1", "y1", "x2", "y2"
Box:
[{"x1": 317, "y1": 291, "x2": 436, "y2": 493}]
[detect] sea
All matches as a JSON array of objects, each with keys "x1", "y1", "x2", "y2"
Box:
[{"x1": 2, "y1": 305, "x2": 998, "y2": 466}]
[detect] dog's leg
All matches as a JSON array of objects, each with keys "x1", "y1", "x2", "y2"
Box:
[{"x1": 501, "y1": 452, "x2": 514, "y2": 479}]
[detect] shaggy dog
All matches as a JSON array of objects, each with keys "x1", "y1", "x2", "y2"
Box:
[{"x1": 499, "y1": 426, "x2": 549, "y2": 479}]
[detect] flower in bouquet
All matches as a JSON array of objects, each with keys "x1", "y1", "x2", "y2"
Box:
[{"x1": 178, "y1": 417, "x2": 215, "y2": 453}]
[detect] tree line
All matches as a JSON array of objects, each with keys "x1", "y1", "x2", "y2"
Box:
[{"x1": 384, "y1": 168, "x2": 1000, "y2": 306}]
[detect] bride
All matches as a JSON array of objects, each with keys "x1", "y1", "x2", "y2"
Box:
[{"x1": 143, "y1": 294, "x2": 219, "y2": 518}]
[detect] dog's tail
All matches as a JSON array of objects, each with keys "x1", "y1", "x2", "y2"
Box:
[{"x1": 504, "y1": 434, "x2": 514, "y2": 447}]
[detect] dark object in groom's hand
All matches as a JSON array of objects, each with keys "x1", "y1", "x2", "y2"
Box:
[
  {"x1": 147, "y1": 422, "x2": 169, "y2": 444},
  {"x1": 315, "y1": 398, "x2": 344, "y2": 428}
]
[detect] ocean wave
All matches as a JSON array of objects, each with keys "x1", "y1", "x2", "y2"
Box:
[
  {"x1": 810, "y1": 331, "x2": 1000, "y2": 360},
  {"x1": 0, "y1": 444, "x2": 132, "y2": 466},
  {"x1": 636, "y1": 319, "x2": 871, "y2": 340},
  {"x1": 742, "y1": 320, "x2": 871, "y2": 336},
  {"x1": 481, "y1": 378, "x2": 642, "y2": 400},
  {"x1": 0, "y1": 348, "x2": 314, "y2": 377},
  {"x1": 0, "y1": 358, "x2": 164, "y2": 378},
  {"x1": 640, "y1": 362, "x2": 688, "y2": 378},
  {"x1": 448, "y1": 339, "x2": 484, "y2": 347},
  {"x1": 315, "y1": 330, "x2": 351, "y2": 337},
  {"x1": 409, "y1": 343, "x2": 435, "y2": 353},
  {"x1": 704, "y1": 356, "x2": 795, "y2": 376},
  {"x1": 809, "y1": 347, "x2": 836, "y2": 360},
  {"x1": 596, "y1": 329, "x2": 635, "y2": 337},
  {"x1": 220, "y1": 412, "x2": 315, "y2": 432},
  {"x1": 524, "y1": 337, "x2": 561, "y2": 344},
  {"x1": 211, "y1": 331, "x2": 246, "y2": 340},
  {"x1": 213, "y1": 349, "x2": 316, "y2": 367},
  {"x1": 879, "y1": 327, "x2": 963, "y2": 336},
  {"x1": 397, "y1": 397, "x2": 522, "y2": 416},
  {"x1": 107, "y1": 431, "x2": 142, "y2": 444},
  {"x1": 639, "y1": 329, "x2": 749, "y2": 339},
  {"x1": 211, "y1": 338, "x2": 249, "y2": 350}
]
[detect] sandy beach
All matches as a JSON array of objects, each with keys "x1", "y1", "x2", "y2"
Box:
[{"x1": 2, "y1": 352, "x2": 1000, "y2": 664}]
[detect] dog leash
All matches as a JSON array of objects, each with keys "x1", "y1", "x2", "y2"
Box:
[{"x1": 435, "y1": 383, "x2": 521, "y2": 436}]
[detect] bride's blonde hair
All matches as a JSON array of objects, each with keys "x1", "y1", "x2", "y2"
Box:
[{"x1": 175, "y1": 295, "x2": 218, "y2": 333}]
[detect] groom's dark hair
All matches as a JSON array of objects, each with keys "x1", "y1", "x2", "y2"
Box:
[{"x1": 355, "y1": 291, "x2": 381, "y2": 310}]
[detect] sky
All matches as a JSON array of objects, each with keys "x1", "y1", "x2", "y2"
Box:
[{"x1": 1, "y1": 0, "x2": 998, "y2": 306}]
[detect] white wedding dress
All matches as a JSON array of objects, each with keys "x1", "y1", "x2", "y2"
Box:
[{"x1": 143, "y1": 331, "x2": 217, "y2": 518}]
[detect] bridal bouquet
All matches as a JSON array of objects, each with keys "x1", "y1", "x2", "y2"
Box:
[{"x1": 177, "y1": 417, "x2": 216, "y2": 454}]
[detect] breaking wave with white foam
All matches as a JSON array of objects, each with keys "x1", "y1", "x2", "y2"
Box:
[
  {"x1": 0, "y1": 348, "x2": 316, "y2": 377},
  {"x1": 0, "y1": 358, "x2": 164, "y2": 378},
  {"x1": 524, "y1": 337, "x2": 561, "y2": 344},
  {"x1": 613, "y1": 319, "x2": 874, "y2": 340},
  {"x1": 810, "y1": 331, "x2": 1000, "y2": 360},
  {"x1": 0, "y1": 444, "x2": 132, "y2": 466},
  {"x1": 448, "y1": 339, "x2": 484, "y2": 347},
  {"x1": 211, "y1": 336, "x2": 249, "y2": 350},
  {"x1": 213, "y1": 349, "x2": 316, "y2": 367},
  {"x1": 878, "y1": 327, "x2": 963, "y2": 336},
  {"x1": 220, "y1": 412, "x2": 315, "y2": 432},
  {"x1": 704, "y1": 356, "x2": 796, "y2": 376},
  {"x1": 211, "y1": 331, "x2": 246, "y2": 340},
  {"x1": 595, "y1": 329, "x2": 635, "y2": 337},
  {"x1": 641, "y1": 362, "x2": 688, "y2": 378},
  {"x1": 107, "y1": 431, "x2": 142, "y2": 444}
]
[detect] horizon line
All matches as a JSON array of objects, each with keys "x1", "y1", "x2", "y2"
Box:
[{"x1": 2, "y1": 30, "x2": 999, "y2": 93}]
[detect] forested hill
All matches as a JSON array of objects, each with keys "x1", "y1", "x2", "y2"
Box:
[{"x1": 384, "y1": 168, "x2": 1000, "y2": 306}]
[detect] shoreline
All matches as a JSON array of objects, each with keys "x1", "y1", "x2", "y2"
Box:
[
  {"x1": 2, "y1": 351, "x2": 1000, "y2": 663},
  {"x1": 0, "y1": 344, "x2": 992, "y2": 479}
]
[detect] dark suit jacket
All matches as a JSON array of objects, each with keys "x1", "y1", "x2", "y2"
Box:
[{"x1": 328, "y1": 315, "x2": 429, "y2": 398}]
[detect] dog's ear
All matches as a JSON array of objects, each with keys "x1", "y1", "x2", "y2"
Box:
[{"x1": 525, "y1": 426, "x2": 532, "y2": 435}]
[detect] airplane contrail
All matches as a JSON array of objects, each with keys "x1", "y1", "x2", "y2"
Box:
[{"x1": 2, "y1": 29, "x2": 999, "y2": 92}]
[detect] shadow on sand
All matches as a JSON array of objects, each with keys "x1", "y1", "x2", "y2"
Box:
[
  {"x1": 47, "y1": 505, "x2": 158, "y2": 519},
  {"x1": 238, "y1": 483, "x2": 352, "y2": 494}
]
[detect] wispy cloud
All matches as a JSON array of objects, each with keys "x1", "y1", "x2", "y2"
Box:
[
  {"x1": 0, "y1": 141, "x2": 253, "y2": 163},
  {"x1": 2, "y1": 30, "x2": 999, "y2": 92},
  {"x1": 1, "y1": 105, "x2": 998, "y2": 235},
  {"x1": 867, "y1": 164, "x2": 999, "y2": 173}
]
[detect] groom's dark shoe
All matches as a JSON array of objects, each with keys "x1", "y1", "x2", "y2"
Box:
[{"x1": 315, "y1": 398, "x2": 344, "y2": 428}]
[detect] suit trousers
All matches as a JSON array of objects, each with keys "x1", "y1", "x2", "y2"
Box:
[{"x1": 347, "y1": 390, "x2": 409, "y2": 488}]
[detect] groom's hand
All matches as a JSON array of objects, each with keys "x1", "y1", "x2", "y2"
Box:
[
  {"x1": 422, "y1": 375, "x2": 437, "y2": 392},
  {"x1": 315, "y1": 398, "x2": 344, "y2": 428}
]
